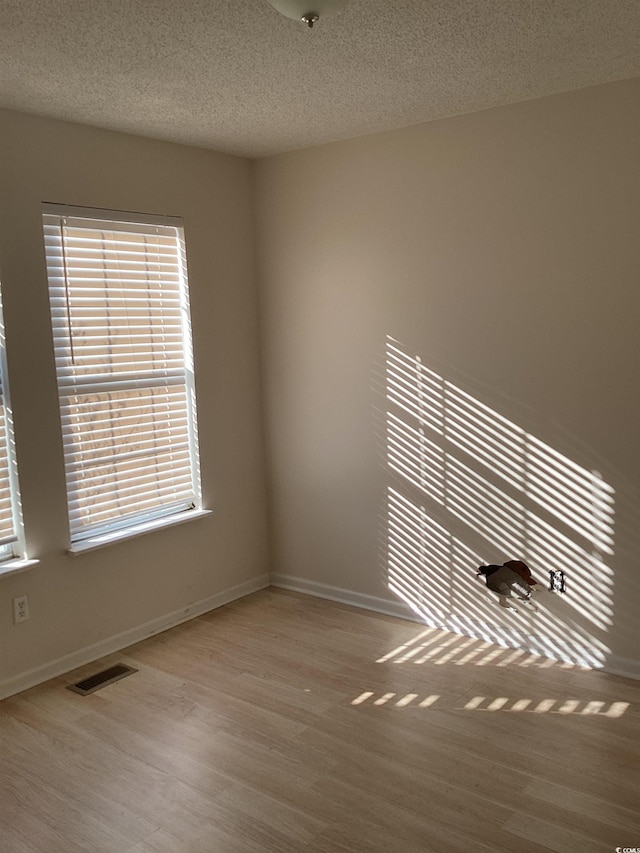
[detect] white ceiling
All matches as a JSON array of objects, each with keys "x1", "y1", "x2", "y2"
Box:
[{"x1": 1, "y1": 0, "x2": 639, "y2": 158}]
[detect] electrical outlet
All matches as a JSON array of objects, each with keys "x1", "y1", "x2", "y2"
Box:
[
  {"x1": 13, "y1": 595, "x2": 29, "y2": 624},
  {"x1": 548, "y1": 570, "x2": 566, "y2": 593}
]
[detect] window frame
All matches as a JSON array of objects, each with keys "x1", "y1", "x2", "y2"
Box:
[
  {"x1": 0, "y1": 282, "x2": 28, "y2": 565},
  {"x1": 42, "y1": 204, "x2": 204, "y2": 550}
]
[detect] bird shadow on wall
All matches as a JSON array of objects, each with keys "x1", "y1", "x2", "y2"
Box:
[{"x1": 372, "y1": 336, "x2": 639, "y2": 671}]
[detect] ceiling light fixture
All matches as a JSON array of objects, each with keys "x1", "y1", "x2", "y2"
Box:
[{"x1": 266, "y1": 0, "x2": 349, "y2": 28}]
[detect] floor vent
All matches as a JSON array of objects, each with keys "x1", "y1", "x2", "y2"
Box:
[{"x1": 67, "y1": 663, "x2": 138, "y2": 696}]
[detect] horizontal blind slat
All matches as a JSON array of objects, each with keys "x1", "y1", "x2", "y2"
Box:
[
  {"x1": 63, "y1": 418, "x2": 189, "y2": 441},
  {"x1": 70, "y1": 500, "x2": 194, "y2": 535},
  {"x1": 60, "y1": 394, "x2": 189, "y2": 417},
  {"x1": 65, "y1": 468, "x2": 192, "y2": 495},
  {"x1": 64, "y1": 448, "x2": 192, "y2": 476},
  {"x1": 57, "y1": 375, "x2": 187, "y2": 396},
  {"x1": 69, "y1": 480, "x2": 194, "y2": 519}
]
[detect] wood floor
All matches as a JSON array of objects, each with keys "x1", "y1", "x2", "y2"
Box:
[{"x1": 1, "y1": 588, "x2": 638, "y2": 853}]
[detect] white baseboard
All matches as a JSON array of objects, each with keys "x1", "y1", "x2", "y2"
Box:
[
  {"x1": 601, "y1": 654, "x2": 640, "y2": 681},
  {"x1": 270, "y1": 574, "x2": 640, "y2": 680},
  {"x1": 0, "y1": 574, "x2": 270, "y2": 701},
  {"x1": 270, "y1": 573, "x2": 415, "y2": 620}
]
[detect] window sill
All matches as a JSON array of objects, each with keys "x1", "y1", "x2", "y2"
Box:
[
  {"x1": 69, "y1": 509, "x2": 212, "y2": 555},
  {"x1": 0, "y1": 557, "x2": 40, "y2": 579}
]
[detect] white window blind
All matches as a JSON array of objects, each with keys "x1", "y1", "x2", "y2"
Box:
[
  {"x1": 42, "y1": 205, "x2": 201, "y2": 545},
  {"x1": 0, "y1": 286, "x2": 24, "y2": 561}
]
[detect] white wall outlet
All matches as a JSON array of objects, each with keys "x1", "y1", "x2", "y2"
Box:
[{"x1": 13, "y1": 595, "x2": 29, "y2": 624}]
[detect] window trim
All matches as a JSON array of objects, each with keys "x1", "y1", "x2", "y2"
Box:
[
  {"x1": 42, "y1": 203, "x2": 204, "y2": 549},
  {"x1": 0, "y1": 558, "x2": 40, "y2": 579},
  {"x1": 68, "y1": 508, "x2": 211, "y2": 555},
  {"x1": 0, "y1": 284, "x2": 28, "y2": 564}
]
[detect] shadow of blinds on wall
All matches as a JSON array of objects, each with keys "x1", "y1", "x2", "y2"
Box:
[
  {"x1": 42, "y1": 205, "x2": 202, "y2": 546},
  {"x1": 383, "y1": 337, "x2": 615, "y2": 669}
]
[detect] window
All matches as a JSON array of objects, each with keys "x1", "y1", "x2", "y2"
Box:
[
  {"x1": 0, "y1": 285, "x2": 26, "y2": 563},
  {"x1": 42, "y1": 205, "x2": 202, "y2": 548}
]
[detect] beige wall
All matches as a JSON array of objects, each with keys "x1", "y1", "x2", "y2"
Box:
[
  {"x1": 255, "y1": 79, "x2": 640, "y2": 675},
  {"x1": 0, "y1": 110, "x2": 270, "y2": 693}
]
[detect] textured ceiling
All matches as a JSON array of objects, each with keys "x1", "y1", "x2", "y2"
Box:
[{"x1": 1, "y1": 0, "x2": 639, "y2": 158}]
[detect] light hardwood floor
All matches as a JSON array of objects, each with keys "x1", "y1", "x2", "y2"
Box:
[{"x1": 1, "y1": 588, "x2": 638, "y2": 852}]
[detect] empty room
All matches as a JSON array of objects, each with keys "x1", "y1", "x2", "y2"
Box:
[{"x1": 0, "y1": 2, "x2": 639, "y2": 851}]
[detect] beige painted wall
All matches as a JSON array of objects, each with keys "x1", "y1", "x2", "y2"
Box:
[
  {"x1": 0, "y1": 110, "x2": 270, "y2": 691},
  {"x1": 255, "y1": 79, "x2": 640, "y2": 675}
]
